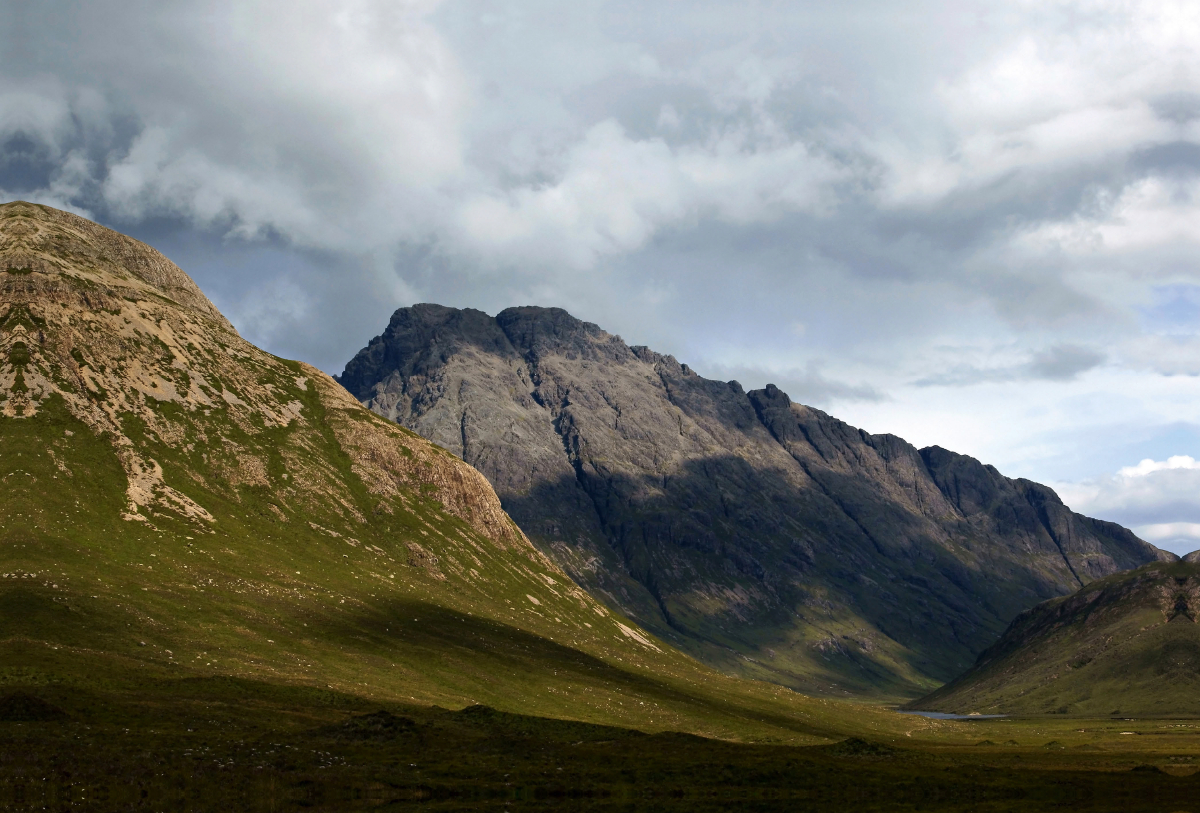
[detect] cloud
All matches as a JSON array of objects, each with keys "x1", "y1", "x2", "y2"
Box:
[
  {"x1": 4, "y1": 0, "x2": 1191, "y2": 290},
  {"x1": 2, "y1": 0, "x2": 1200, "y2": 509},
  {"x1": 1028, "y1": 344, "x2": 1108, "y2": 380},
  {"x1": 774, "y1": 368, "x2": 888, "y2": 406},
  {"x1": 1136, "y1": 523, "x2": 1200, "y2": 550},
  {"x1": 455, "y1": 118, "x2": 845, "y2": 271},
  {"x1": 914, "y1": 344, "x2": 1106, "y2": 387},
  {"x1": 697, "y1": 361, "x2": 887, "y2": 408},
  {"x1": 1056, "y1": 455, "x2": 1200, "y2": 555},
  {"x1": 1123, "y1": 335, "x2": 1200, "y2": 376},
  {"x1": 3, "y1": 0, "x2": 468, "y2": 251},
  {"x1": 1119, "y1": 454, "x2": 1200, "y2": 478}
]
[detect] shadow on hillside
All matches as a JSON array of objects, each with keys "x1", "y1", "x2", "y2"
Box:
[
  {"x1": 0, "y1": 663, "x2": 1195, "y2": 813},
  {"x1": 496, "y1": 453, "x2": 1079, "y2": 697},
  {"x1": 306, "y1": 595, "x2": 836, "y2": 740}
]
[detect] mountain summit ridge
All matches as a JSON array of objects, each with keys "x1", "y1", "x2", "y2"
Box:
[{"x1": 339, "y1": 302, "x2": 1171, "y2": 697}]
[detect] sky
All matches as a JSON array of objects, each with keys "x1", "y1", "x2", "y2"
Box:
[{"x1": 3, "y1": 0, "x2": 1200, "y2": 552}]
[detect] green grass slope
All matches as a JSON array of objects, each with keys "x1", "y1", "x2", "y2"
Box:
[
  {"x1": 908, "y1": 560, "x2": 1200, "y2": 716},
  {"x1": 10, "y1": 202, "x2": 1200, "y2": 809},
  {"x1": 0, "y1": 199, "x2": 921, "y2": 745}
]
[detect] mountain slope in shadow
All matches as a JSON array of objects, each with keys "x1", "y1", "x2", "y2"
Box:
[{"x1": 338, "y1": 303, "x2": 1170, "y2": 698}]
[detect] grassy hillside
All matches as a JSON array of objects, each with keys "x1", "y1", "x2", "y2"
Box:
[
  {"x1": 8, "y1": 201, "x2": 1200, "y2": 810},
  {"x1": 1, "y1": 198, "x2": 921, "y2": 744},
  {"x1": 908, "y1": 560, "x2": 1200, "y2": 716},
  {"x1": 7, "y1": 659, "x2": 1200, "y2": 811}
]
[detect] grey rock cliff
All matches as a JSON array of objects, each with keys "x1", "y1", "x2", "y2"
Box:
[{"x1": 338, "y1": 304, "x2": 1171, "y2": 697}]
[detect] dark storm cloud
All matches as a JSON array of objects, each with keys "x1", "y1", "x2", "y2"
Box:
[
  {"x1": 2, "y1": 1, "x2": 1199, "y2": 523},
  {"x1": 2, "y1": 0, "x2": 1192, "y2": 357}
]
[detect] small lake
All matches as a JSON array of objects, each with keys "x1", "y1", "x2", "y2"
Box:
[{"x1": 896, "y1": 711, "x2": 1008, "y2": 720}]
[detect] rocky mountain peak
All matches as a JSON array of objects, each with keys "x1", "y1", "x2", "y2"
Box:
[
  {"x1": 339, "y1": 302, "x2": 1171, "y2": 697},
  {"x1": 759, "y1": 382, "x2": 791, "y2": 404},
  {"x1": 389, "y1": 303, "x2": 508, "y2": 352},
  {"x1": 496, "y1": 306, "x2": 631, "y2": 363}
]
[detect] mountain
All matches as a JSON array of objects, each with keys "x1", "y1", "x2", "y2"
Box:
[
  {"x1": 908, "y1": 559, "x2": 1200, "y2": 716},
  {"x1": 0, "y1": 200, "x2": 854, "y2": 743},
  {"x1": 336, "y1": 303, "x2": 1171, "y2": 698}
]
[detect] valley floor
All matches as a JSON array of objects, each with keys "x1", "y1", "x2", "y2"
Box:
[{"x1": 5, "y1": 673, "x2": 1200, "y2": 812}]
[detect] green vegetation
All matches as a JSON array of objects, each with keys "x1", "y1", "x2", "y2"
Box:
[
  {"x1": 3, "y1": 391, "x2": 843, "y2": 743},
  {"x1": 6, "y1": 677, "x2": 1200, "y2": 811},
  {"x1": 5, "y1": 200, "x2": 1200, "y2": 810},
  {"x1": 911, "y1": 561, "x2": 1200, "y2": 716},
  {"x1": 0, "y1": 200, "x2": 860, "y2": 746},
  {"x1": 8, "y1": 341, "x2": 28, "y2": 366}
]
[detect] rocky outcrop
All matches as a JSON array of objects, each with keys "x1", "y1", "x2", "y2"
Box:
[
  {"x1": 338, "y1": 303, "x2": 1171, "y2": 697},
  {"x1": 0, "y1": 201, "x2": 234, "y2": 329}
]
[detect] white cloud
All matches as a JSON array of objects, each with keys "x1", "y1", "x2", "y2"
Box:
[
  {"x1": 1050, "y1": 455, "x2": 1200, "y2": 555},
  {"x1": 4, "y1": 0, "x2": 468, "y2": 252},
  {"x1": 1121, "y1": 335, "x2": 1200, "y2": 375},
  {"x1": 456, "y1": 119, "x2": 843, "y2": 270},
  {"x1": 1118, "y1": 454, "x2": 1200, "y2": 477},
  {"x1": 1015, "y1": 177, "x2": 1198, "y2": 262},
  {"x1": 877, "y1": 0, "x2": 1187, "y2": 207},
  {"x1": 4, "y1": 0, "x2": 1194, "y2": 286},
  {"x1": 1137, "y1": 522, "x2": 1200, "y2": 541}
]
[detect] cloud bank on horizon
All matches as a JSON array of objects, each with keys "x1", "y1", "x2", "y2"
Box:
[{"x1": 3, "y1": 0, "x2": 1200, "y2": 551}]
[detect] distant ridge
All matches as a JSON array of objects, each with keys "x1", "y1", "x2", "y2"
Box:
[
  {"x1": 908, "y1": 559, "x2": 1200, "y2": 716},
  {"x1": 338, "y1": 303, "x2": 1171, "y2": 697}
]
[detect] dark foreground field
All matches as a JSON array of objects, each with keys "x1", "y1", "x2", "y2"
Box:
[{"x1": 4, "y1": 676, "x2": 1200, "y2": 813}]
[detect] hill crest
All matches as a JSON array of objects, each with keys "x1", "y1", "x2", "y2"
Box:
[
  {"x1": 908, "y1": 559, "x2": 1200, "y2": 716},
  {"x1": 1, "y1": 201, "x2": 233, "y2": 329}
]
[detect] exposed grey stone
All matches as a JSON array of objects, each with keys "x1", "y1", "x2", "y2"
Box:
[{"x1": 338, "y1": 304, "x2": 1171, "y2": 697}]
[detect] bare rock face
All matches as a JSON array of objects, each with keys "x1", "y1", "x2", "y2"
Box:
[
  {"x1": 0, "y1": 201, "x2": 234, "y2": 329},
  {"x1": 338, "y1": 303, "x2": 1171, "y2": 697}
]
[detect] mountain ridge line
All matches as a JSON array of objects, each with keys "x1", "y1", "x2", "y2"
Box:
[{"x1": 338, "y1": 300, "x2": 1171, "y2": 698}]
